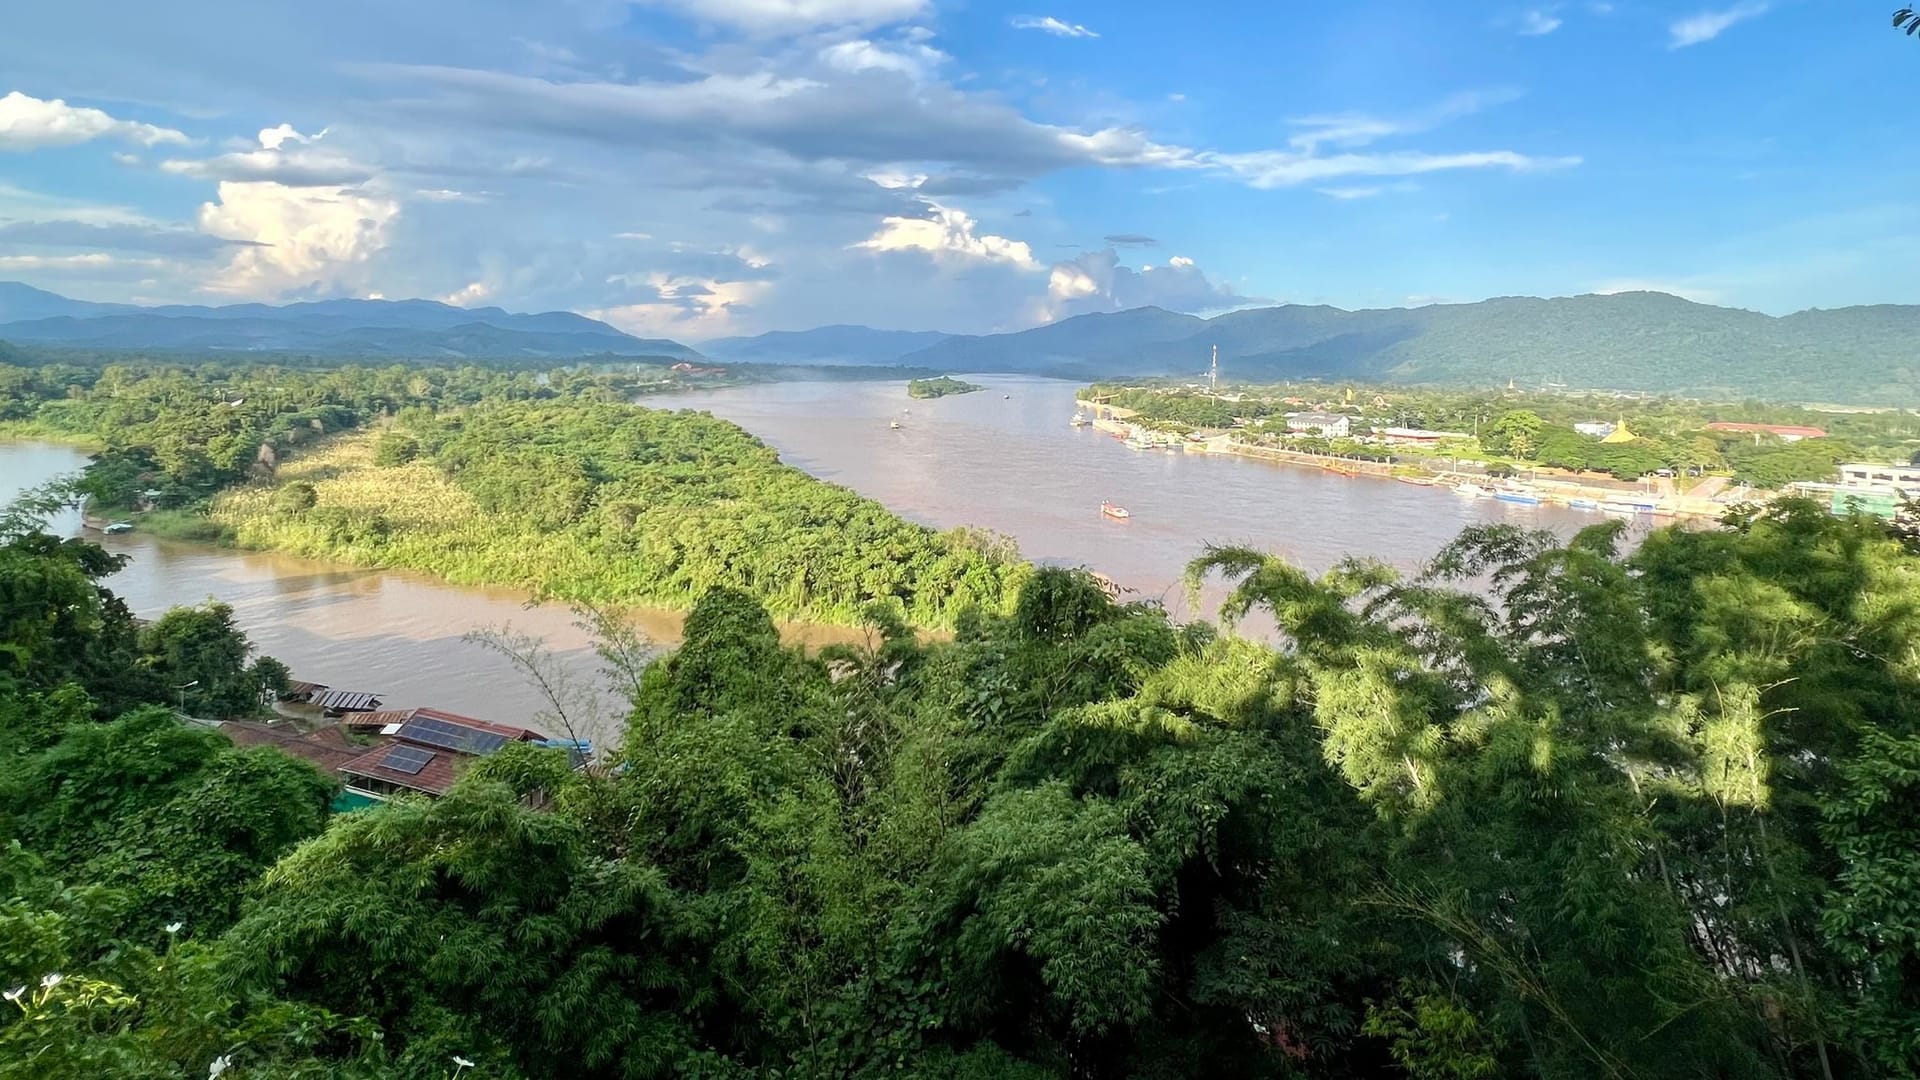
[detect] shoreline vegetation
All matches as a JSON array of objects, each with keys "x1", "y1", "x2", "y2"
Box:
[
  {"x1": 8, "y1": 489, "x2": 1920, "y2": 1076},
  {"x1": 5, "y1": 359, "x2": 1026, "y2": 629},
  {"x1": 212, "y1": 409, "x2": 1026, "y2": 628},
  {"x1": 1077, "y1": 379, "x2": 1920, "y2": 521},
  {"x1": 906, "y1": 375, "x2": 984, "y2": 399}
]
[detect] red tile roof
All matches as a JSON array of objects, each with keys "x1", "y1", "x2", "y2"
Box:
[
  {"x1": 1704, "y1": 422, "x2": 1828, "y2": 438},
  {"x1": 337, "y1": 742, "x2": 462, "y2": 797}
]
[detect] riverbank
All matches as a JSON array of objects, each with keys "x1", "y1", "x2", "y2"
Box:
[
  {"x1": 203, "y1": 406, "x2": 1026, "y2": 631},
  {"x1": 1079, "y1": 396, "x2": 1741, "y2": 522}
]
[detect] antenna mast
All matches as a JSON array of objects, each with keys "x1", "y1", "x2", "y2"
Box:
[{"x1": 1210, "y1": 344, "x2": 1219, "y2": 393}]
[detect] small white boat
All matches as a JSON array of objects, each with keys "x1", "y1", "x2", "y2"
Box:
[
  {"x1": 1101, "y1": 501, "x2": 1131, "y2": 520},
  {"x1": 1071, "y1": 413, "x2": 1089, "y2": 427},
  {"x1": 889, "y1": 420, "x2": 901, "y2": 430},
  {"x1": 1456, "y1": 483, "x2": 1492, "y2": 499},
  {"x1": 1568, "y1": 497, "x2": 1600, "y2": 510}
]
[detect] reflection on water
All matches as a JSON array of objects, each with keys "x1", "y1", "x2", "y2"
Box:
[
  {"x1": 4, "y1": 383, "x2": 1604, "y2": 744},
  {"x1": 1, "y1": 441, "x2": 856, "y2": 746}
]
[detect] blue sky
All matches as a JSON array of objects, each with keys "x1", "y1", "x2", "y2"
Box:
[{"x1": 0, "y1": 1, "x2": 1913, "y2": 339}]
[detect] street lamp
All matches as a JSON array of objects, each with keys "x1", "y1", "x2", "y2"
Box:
[{"x1": 174, "y1": 680, "x2": 199, "y2": 713}]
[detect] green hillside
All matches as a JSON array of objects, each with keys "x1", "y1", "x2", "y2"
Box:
[{"x1": 896, "y1": 292, "x2": 1920, "y2": 403}]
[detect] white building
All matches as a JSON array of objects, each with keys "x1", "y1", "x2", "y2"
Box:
[
  {"x1": 1838, "y1": 462, "x2": 1920, "y2": 494},
  {"x1": 1285, "y1": 411, "x2": 1351, "y2": 438}
]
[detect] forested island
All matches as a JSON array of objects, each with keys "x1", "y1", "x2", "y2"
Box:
[
  {"x1": 3, "y1": 488, "x2": 1917, "y2": 1076},
  {"x1": 1, "y1": 361, "x2": 1025, "y2": 627},
  {"x1": 907, "y1": 375, "x2": 984, "y2": 399}
]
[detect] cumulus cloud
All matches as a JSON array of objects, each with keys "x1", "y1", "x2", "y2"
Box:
[
  {"x1": 853, "y1": 203, "x2": 1036, "y2": 267},
  {"x1": 440, "y1": 280, "x2": 494, "y2": 305},
  {"x1": 819, "y1": 38, "x2": 946, "y2": 81},
  {"x1": 159, "y1": 124, "x2": 374, "y2": 187},
  {"x1": 1044, "y1": 247, "x2": 1260, "y2": 320},
  {"x1": 632, "y1": 0, "x2": 928, "y2": 34},
  {"x1": 0, "y1": 219, "x2": 263, "y2": 256},
  {"x1": 1010, "y1": 15, "x2": 1098, "y2": 38},
  {"x1": 196, "y1": 180, "x2": 400, "y2": 296},
  {"x1": 1669, "y1": 3, "x2": 1768, "y2": 48},
  {"x1": 589, "y1": 273, "x2": 771, "y2": 336},
  {"x1": 0, "y1": 90, "x2": 189, "y2": 151}
]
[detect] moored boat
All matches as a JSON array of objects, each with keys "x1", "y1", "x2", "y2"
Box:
[
  {"x1": 1100, "y1": 501, "x2": 1131, "y2": 520},
  {"x1": 1567, "y1": 497, "x2": 1600, "y2": 510},
  {"x1": 1494, "y1": 488, "x2": 1542, "y2": 506},
  {"x1": 1396, "y1": 476, "x2": 1437, "y2": 487},
  {"x1": 1455, "y1": 483, "x2": 1492, "y2": 499},
  {"x1": 1071, "y1": 413, "x2": 1089, "y2": 426}
]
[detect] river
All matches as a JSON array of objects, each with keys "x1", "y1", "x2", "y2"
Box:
[
  {"x1": 3, "y1": 375, "x2": 1601, "y2": 744},
  {"x1": 663, "y1": 374, "x2": 1601, "y2": 610}
]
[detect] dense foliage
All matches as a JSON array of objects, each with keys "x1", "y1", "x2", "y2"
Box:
[
  {"x1": 6, "y1": 493, "x2": 1920, "y2": 1076},
  {"x1": 906, "y1": 376, "x2": 984, "y2": 399},
  {"x1": 3, "y1": 360, "x2": 1027, "y2": 628},
  {"x1": 214, "y1": 401, "x2": 1026, "y2": 626}
]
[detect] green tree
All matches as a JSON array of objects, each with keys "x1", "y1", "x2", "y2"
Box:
[{"x1": 1480, "y1": 409, "x2": 1544, "y2": 458}]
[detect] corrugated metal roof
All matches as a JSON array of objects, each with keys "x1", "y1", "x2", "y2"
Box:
[{"x1": 315, "y1": 690, "x2": 383, "y2": 712}]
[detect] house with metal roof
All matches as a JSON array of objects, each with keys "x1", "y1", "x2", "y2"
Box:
[{"x1": 335, "y1": 708, "x2": 550, "y2": 800}]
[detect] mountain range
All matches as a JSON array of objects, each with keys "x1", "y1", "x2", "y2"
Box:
[
  {"x1": 0, "y1": 282, "x2": 698, "y2": 361},
  {"x1": 6, "y1": 282, "x2": 1918, "y2": 402}
]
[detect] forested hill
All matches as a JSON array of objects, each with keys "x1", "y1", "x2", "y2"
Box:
[
  {"x1": 893, "y1": 292, "x2": 1920, "y2": 403},
  {"x1": 0, "y1": 282, "x2": 701, "y2": 361}
]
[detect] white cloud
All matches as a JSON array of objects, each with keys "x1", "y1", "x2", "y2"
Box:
[
  {"x1": 196, "y1": 180, "x2": 401, "y2": 296},
  {"x1": 159, "y1": 124, "x2": 373, "y2": 187},
  {"x1": 632, "y1": 0, "x2": 927, "y2": 34},
  {"x1": 1010, "y1": 15, "x2": 1098, "y2": 38},
  {"x1": 1519, "y1": 9, "x2": 1563, "y2": 35},
  {"x1": 819, "y1": 38, "x2": 947, "y2": 81},
  {"x1": 414, "y1": 188, "x2": 486, "y2": 202},
  {"x1": 0, "y1": 91, "x2": 189, "y2": 151},
  {"x1": 440, "y1": 280, "x2": 494, "y2": 305},
  {"x1": 1669, "y1": 3, "x2": 1768, "y2": 48},
  {"x1": 0, "y1": 252, "x2": 167, "y2": 270},
  {"x1": 1317, "y1": 180, "x2": 1419, "y2": 200},
  {"x1": 1206, "y1": 149, "x2": 1577, "y2": 190},
  {"x1": 854, "y1": 203, "x2": 1036, "y2": 267},
  {"x1": 589, "y1": 274, "x2": 772, "y2": 337},
  {"x1": 1043, "y1": 247, "x2": 1260, "y2": 321}
]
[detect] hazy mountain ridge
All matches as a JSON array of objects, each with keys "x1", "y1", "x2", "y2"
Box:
[
  {"x1": 885, "y1": 292, "x2": 1920, "y2": 403},
  {"x1": 698, "y1": 325, "x2": 955, "y2": 365},
  {"x1": 0, "y1": 283, "x2": 698, "y2": 361},
  {"x1": 9, "y1": 281, "x2": 1920, "y2": 401}
]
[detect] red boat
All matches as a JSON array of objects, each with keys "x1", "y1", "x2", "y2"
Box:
[{"x1": 1101, "y1": 501, "x2": 1131, "y2": 520}]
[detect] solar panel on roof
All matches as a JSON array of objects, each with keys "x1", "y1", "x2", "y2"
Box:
[
  {"x1": 397, "y1": 716, "x2": 509, "y2": 756},
  {"x1": 380, "y1": 745, "x2": 436, "y2": 775}
]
